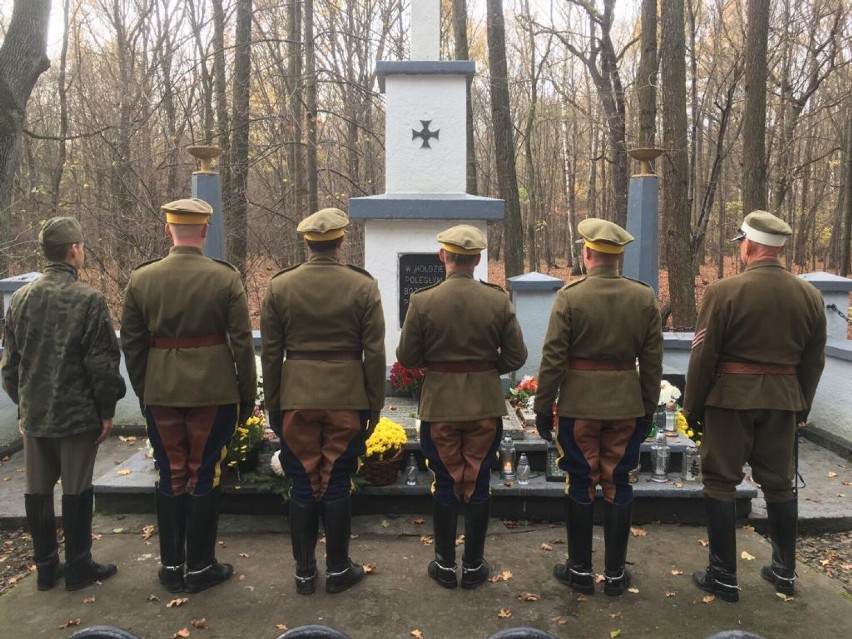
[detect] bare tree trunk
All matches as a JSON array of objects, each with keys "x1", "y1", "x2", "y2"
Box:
[
  {"x1": 227, "y1": 0, "x2": 252, "y2": 271},
  {"x1": 842, "y1": 106, "x2": 852, "y2": 277},
  {"x1": 638, "y1": 0, "x2": 657, "y2": 147},
  {"x1": 286, "y1": 0, "x2": 305, "y2": 262},
  {"x1": 486, "y1": 0, "x2": 523, "y2": 277},
  {"x1": 661, "y1": 0, "x2": 695, "y2": 327},
  {"x1": 50, "y1": 0, "x2": 71, "y2": 214},
  {"x1": 212, "y1": 0, "x2": 231, "y2": 192},
  {"x1": 304, "y1": 0, "x2": 319, "y2": 214},
  {"x1": 742, "y1": 0, "x2": 770, "y2": 214},
  {"x1": 452, "y1": 0, "x2": 477, "y2": 195}
]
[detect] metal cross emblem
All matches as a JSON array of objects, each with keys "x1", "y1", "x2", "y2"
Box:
[{"x1": 412, "y1": 120, "x2": 440, "y2": 149}]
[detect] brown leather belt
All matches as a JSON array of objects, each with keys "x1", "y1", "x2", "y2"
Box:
[
  {"x1": 426, "y1": 361, "x2": 497, "y2": 373},
  {"x1": 150, "y1": 334, "x2": 226, "y2": 349},
  {"x1": 286, "y1": 350, "x2": 362, "y2": 361},
  {"x1": 716, "y1": 361, "x2": 796, "y2": 375},
  {"x1": 568, "y1": 358, "x2": 635, "y2": 371}
]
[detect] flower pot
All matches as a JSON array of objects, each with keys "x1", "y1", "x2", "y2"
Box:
[{"x1": 364, "y1": 451, "x2": 403, "y2": 486}]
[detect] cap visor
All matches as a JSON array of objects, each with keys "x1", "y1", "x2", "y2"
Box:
[{"x1": 731, "y1": 229, "x2": 746, "y2": 242}]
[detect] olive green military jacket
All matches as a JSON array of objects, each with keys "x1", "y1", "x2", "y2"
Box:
[
  {"x1": 396, "y1": 271, "x2": 527, "y2": 421},
  {"x1": 1, "y1": 263, "x2": 126, "y2": 437},
  {"x1": 534, "y1": 265, "x2": 663, "y2": 420},
  {"x1": 260, "y1": 253, "x2": 385, "y2": 413},
  {"x1": 120, "y1": 246, "x2": 256, "y2": 407},
  {"x1": 682, "y1": 260, "x2": 826, "y2": 420}
]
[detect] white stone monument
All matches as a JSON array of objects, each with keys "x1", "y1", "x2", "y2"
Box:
[{"x1": 349, "y1": 0, "x2": 504, "y2": 364}]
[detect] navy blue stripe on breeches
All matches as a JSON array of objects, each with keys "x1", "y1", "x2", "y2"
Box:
[
  {"x1": 556, "y1": 416, "x2": 643, "y2": 505},
  {"x1": 420, "y1": 418, "x2": 502, "y2": 506}
]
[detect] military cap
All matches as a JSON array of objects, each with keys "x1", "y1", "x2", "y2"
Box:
[
  {"x1": 732, "y1": 210, "x2": 791, "y2": 247},
  {"x1": 437, "y1": 224, "x2": 487, "y2": 255},
  {"x1": 39, "y1": 217, "x2": 84, "y2": 246},
  {"x1": 297, "y1": 208, "x2": 349, "y2": 241},
  {"x1": 162, "y1": 198, "x2": 213, "y2": 225},
  {"x1": 577, "y1": 218, "x2": 633, "y2": 254}
]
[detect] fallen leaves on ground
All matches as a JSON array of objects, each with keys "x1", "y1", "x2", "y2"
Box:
[
  {"x1": 218, "y1": 540, "x2": 227, "y2": 548},
  {"x1": 702, "y1": 594, "x2": 716, "y2": 603},
  {"x1": 455, "y1": 535, "x2": 464, "y2": 546},
  {"x1": 630, "y1": 526, "x2": 647, "y2": 537},
  {"x1": 776, "y1": 592, "x2": 795, "y2": 602},
  {"x1": 420, "y1": 535, "x2": 433, "y2": 546},
  {"x1": 595, "y1": 574, "x2": 606, "y2": 584},
  {"x1": 167, "y1": 597, "x2": 189, "y2": 608},
  {"x1": 576, "y1": 594, "x2": 588, "y2": 602},
  {"x1": 412, "y1": 518, "x2": 425, "y2": 525},
  {"x1": 142, "y1": 525, "x2": 155, "y2": 540},
  {"x1": 147, "y1": 594, "x2": 160, "y2": 602},
  {"x1": 609, "y1": 612, "x2": 622, "y2": 619},
  {"x1": 59, "y1": 619, "x2": 81, "y2": 629},
  {"x1": 627, "y1": 587, "x2": 639, "y2": 594},
  {"x1": 671, "y1": 569, "x2": 684, "y2": 576},
  {"x1": 410, "y1": 630, "x2": 425, "y2": 638},
  {"x1": 827, "y1": 471, "x2": 839, "y2": 478},
  {"x1": 239, "y1": 552, "x2": 250, "y2": 558},
  {"x1": 117, "y1": 469, "x2": 131, "y2": 476},
  {"x1": 540, "y1": 543, "x2": 553, "y2": 551},
  {"x1": 190, "y1": 618, "x2": 206, "y2": 629},
  {"x1": 501, "y1": 520, "x2": 521, "y2": 529},
  {"x1": 489, "y1": 570, "x2": 513, "y2": 583},
  {"x1": 497, "y1": 609, "x2": 512, "y2": 618},
  {"x1": 518, "y1": 592, "x2": 540, "y2": 601},
  {"x1": 172, "y1": 629, "x2": 190, "y2": 638},
  {"x1": 551, "y1": 616, "x2": 569, "y2": 624},
  {"x1": 275, "y1": 624, "x2": 288, "y2": 631},
  {"x1": 666, "y1": 590, "x2": 677, "y2": 597},
  {"x1": 119, "y1": 436, "x2": 137, "y2": 443},
  {"x1": 82, "y1": 595, "x2": 96, "y2": 604},
  {"x1": 364, "y1": 563, "x2": 377, "y2": 574},
  {"x1": 699, "y1": 539, "x2": 709, "y2": 547},
  {"x1": 741, "y1": 551, "x2": 755, "y2": 561},
  {"x1": 610, "y1": 630, "x2": 621, "y2": 638}
]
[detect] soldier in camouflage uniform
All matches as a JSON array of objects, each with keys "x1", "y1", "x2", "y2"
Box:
[
  {"x1": 261, "y1": 207, "x2": 385, "y2": 596},
  {"x1": 1, "y1": 217, "x2": 126, "y2": 592},
  {"x1": 397, "y1": 224, "x2": 527, "y2": 590},
  {"x1": 534, "y1": 218, "x2": 663, "y2": 597},
  {"x1": 121, "y1": 198, "x2": 256, "y2": 594},
  {"x1": 683, "y1": 210, "x2": 826, "y2": 602}
]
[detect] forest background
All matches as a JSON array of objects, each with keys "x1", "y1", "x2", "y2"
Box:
[{"x1": 0, "y1": 0, "x2": 850, "y2": 330}]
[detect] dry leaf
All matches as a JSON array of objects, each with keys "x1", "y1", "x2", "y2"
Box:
[
  {"x1": 172, "y1": 629, "x2": 191, "y2": 638},
  {"x1": 820, "y1": 558, "x2": 831, "y2": 566},
  {"x1": 502, "y1": 520, "x2": 521, "y2": 529},
  {"x1": 827, "y1": 471, "x2": 838, "y2": 478},
  {"x1": 364, "y1": 563, "x2": 377, "y2": 574},
  {"x1": 239, "y1": 552, "x2": 250, "y2": 558},
  {"x1": 671, "y1": 569, "x2": 684, "y2": 576},
  {"x1": 595, "y1": 574, "x2": 606, "y2": 584},
  {"x1": 412, "y1": 518, "x2": 425, "y2": 525},
  {"x1": 142, "y1": 525, "x2": 155, "y2": 540},
  {"x1": 238, "y1": 574, "x2": 245, "y2": 581},
  {"x1": 609, "y1": 612, "x2": 622, "y2": 619},
  {"x1": 119, "y1": 436, "x2": 137, "y2": 442},
  {"x1": 218, "y1": 540, "x2": 227, "y2": 548},
  {"x1": 610, "y1": 630, "x2": 621, "y2": 638},
  {"x1": 842, "y1": 481, "x2": 852, "y2": 486},
  {"x1": 504, "y1": 481, "x2": 513, "y2": 487},
  {"x1": 518, "y1": 592, "x2": 540, "y2": 601},
  {"x1": 699, "y1": 539, "x2": 709, "y2": 547},
  {"x1": 112, "y1": 528, "x2": 125, "y2": 534},
  {"x1": 58, "y1": 619, "x2": 81, "y2": 629},
  {"x1": 666, "y1": 590, "x2": 677, "y2": 597},
  {"x1": 82, "y1": 595, "x2": 96, "y2": 604},
  {"x1": 420, "y1": 535, "x2": 433, "y2": 546},
  {"x1": 92, "y1": 533, "x2": 102, "y2": 540},
  {"x1": 838, "y1": 494, "x2": 846, "y2": 498},
  {"x1": 630, "y1": 526, "x2": 647, "y2": 537},
  {"x1": 455, "y1": 535, "x2": 464, "y2": 546},
  {"x1": 627, "y1": 587, "x2": 639, "y2": 594},
  {"x1": 741, "y1": 551, "x2": 755, "y2": 561},
  {"x1": 840, "y1": 563, "x2": 852, "y2": 571},
  {"x1": 742, "y1": 524, "x2": 755, "y2": 531},
  {"x1": 489, "y1": 570, "x2": 513, "y2": 583},
  {"x1": 540, "y1": 543, "x2": 553, "y2": 551},
  {"x1": 190, "y1": 619, "x2": 206, "y2": 629},
  {"x1": 410, "y1": 630, "x2": 424, "y2": 639},
  {"x1": 147, "y1": 594, "x2": 160, "y2": 602},
  {"x1": 674, "y1": 482, "x2": 684, "y2": 488},
  {"x1": 776, "y1": 592, "x2": 795, "y2": 602},
  {"x1": 167, "y1": 597, "x2": 189, "y2": 608},
  {"x1": 576, "y1": 594, "x2": 588, "y2": 602},
  {"x1": 702, "y1": 594, "x2": 716, "y2": 603},
  {"x1": 117, "y1": 469, "x2": 131, "y2": 476},
  {"x1": 551, "y1": 616, "x2": 569, "y2": 624},
  {"x1": 497, "y1": 609, "x2": 512, "y2": 618},
  {"x1": 275, "y1": 624, "x2": 288, "y2": 631}
]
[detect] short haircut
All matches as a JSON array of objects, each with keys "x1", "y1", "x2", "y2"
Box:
[
  {"x1": 444, "y1": 252, "x2": 478, "y2": 266},
  {"x1": 306, "y1": 236, "x2": 344, "y2": 253},
  {"x1": 169, "y1": 223, "x2": 205, "y2": 241},
  {"x1": 43, "y1": 243, "x2": 72, "y2": 262}
]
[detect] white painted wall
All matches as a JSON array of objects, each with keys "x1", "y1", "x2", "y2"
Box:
[
  {"x1": 385, "y1": 75, "x2": 467, "y2": 194},
  {"x1": 364, "y1": 218, "x2": 488, "y2": 363}
]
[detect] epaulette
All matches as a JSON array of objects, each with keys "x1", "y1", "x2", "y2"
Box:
[
  {"x1": 623, "y1": 275, "x2": 654, "y2": 290},
  {"x1": 212, "y1": 258, "x2": 240, "y2": 272},
  {"x1": 270, "y1": 263, "x2": 303, "y2": 280},
  {"x1": 411, "y1": 281, "x2": 442, "y2": 296},
  {"x1": 560, "y1": 276, "x2": 587, "y2": 291},
  {"x1": 346, "y1": 264, "x2": 374, "y2": 279},
  {"x1": 131, "y1": 257, "x2": 162, "y2": 271},
  {"x1": 479, "y1": 280, "x2": 506, "y2": 292}
]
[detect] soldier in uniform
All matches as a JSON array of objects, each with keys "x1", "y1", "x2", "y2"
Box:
[
  {"x1": 2, "y1": 217, "x2": 126, "y2": 591},
  {"x1": 683, "y1": 210, "x2": 826, "y2": 602},
  {"x1": 534, "y1": 218, "x2": 663, "y2": 597},
  {"x1": 121, "y1": 198, "x2": 256, "y2": 594},
  {"x1": 397, "y1": 224, "x2": 527, "y2": 590},
  {"x1": 261, "y1": 207, "x2": 385, "y2": 595}
]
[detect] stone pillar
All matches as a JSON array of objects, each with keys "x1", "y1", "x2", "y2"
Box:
[
  {"x1": 410, "y1": 0, "x2": 440, "y2": 61},
  {"x1": 506, "y1": 272, "x2": 563, "y2": 381},
  {"x1": 188, "y1": 146, "x2": 225, "y2": 261},
  {"x1": 623, "y1": 148, "x2": 663, "y2": 295},
  {"x1": 798, "y1": 272, "x2": 852, "y2": 342}
]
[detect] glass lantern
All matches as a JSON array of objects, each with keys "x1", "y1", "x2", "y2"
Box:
[
  {"x1": 499, "y1": 435, "x2": 517, "y2": 480},
  {"x1": 664, "y1": 405, "x2": 678, "y2": 437},
  {"x1": 682, "y1": 445, "x2": 701, "y2": 482},
  {"x1": 650, "y1": 429, "x2": 671, "y2": 483},
  {"x1": 545, "y1": 441, "x2": 567, "y2": 482}
]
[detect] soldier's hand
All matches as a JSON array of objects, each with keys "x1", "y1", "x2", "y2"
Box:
[
  {"x1": 268, "y1": 410, "x2": 283, "y2": 439},
  {"x1": 239, "y1": 401, "x2": 254, "y2": 425},
  {"x1": 95, "y1": 418, "x2": 113, "y2": 445},
  {"x1": 535, "y1": 413, "x2": 554, "y2": 442},
  {"x1": 366, "y1": 411, "x2": 381, "y2": 438}
]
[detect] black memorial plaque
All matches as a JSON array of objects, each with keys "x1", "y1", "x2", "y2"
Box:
[{"x1": 399, "y1": 253, "x2": 445, "y2": 326}]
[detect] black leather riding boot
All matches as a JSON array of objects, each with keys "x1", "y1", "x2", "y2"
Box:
[
  {"x1": 322, "y1": 495, "x2": 364, "y2": 594},
  {"x1": 156, "y1": 490, "x2": 188, "y2": 593},
  {"x1": 554, "y1": 496, "x2": 595, "y2": 595},
  {"x1": 24, "y1": 493, "x2": 63, "y2": 591},
  {"x1": 185, "y1": 488, "x2": 233, "y2": 593},
  {"x1": 428, "y1": 499, "x2": 458, "y2": 589},
  {"x1": 289, "y1": 497, "x2": 320, "y2": 595},
  {"x1": 761, "y1": 499, "x2": 798, "y2": 596},
  {"x1": 693, "y1": 496, "x2": 740, "y2": 602},
  {"x1": 461, "y1": 498, "x2": 490, "y2": 589},
  {"x1": 62, "y1": 488, "x2": 118, "y2": 591},
  {"x1": 603, "y1": 500, "x2": 633, "y2": 596}
]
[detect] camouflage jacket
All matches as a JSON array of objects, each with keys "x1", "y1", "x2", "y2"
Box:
[{"x1": 1, "y1": 262, "x2": 126, "y2": 438}]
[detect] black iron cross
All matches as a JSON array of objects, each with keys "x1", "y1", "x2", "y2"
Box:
[{"x1": 412, "y1": 120, "x2": 440, "y2": 149}]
